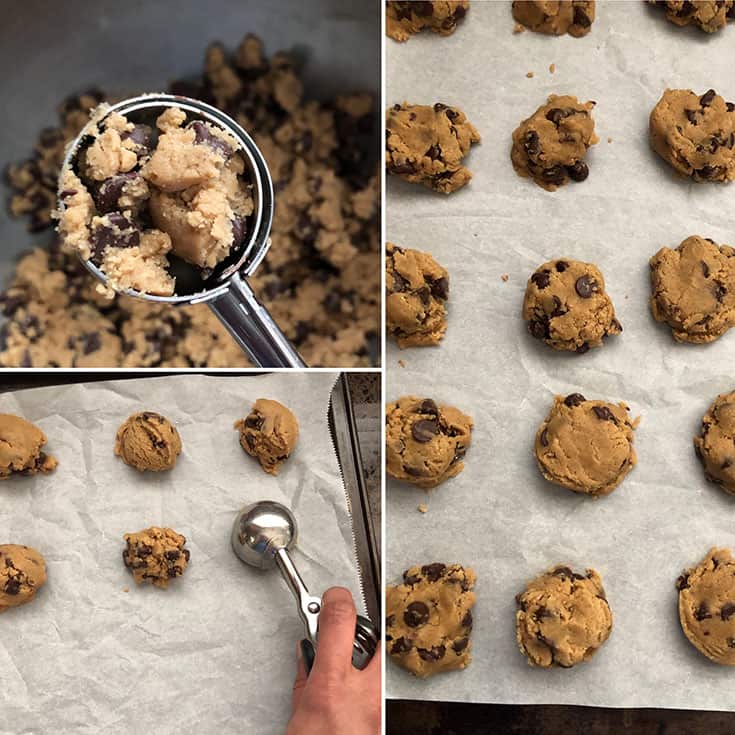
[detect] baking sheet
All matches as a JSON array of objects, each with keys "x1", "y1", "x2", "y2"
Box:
[
  {"x1": 0, "y1": 373, "x2": 363, "y2": 734},
  {"x1": 387, "y1": 0, "x2": 735, "y2": 711}
]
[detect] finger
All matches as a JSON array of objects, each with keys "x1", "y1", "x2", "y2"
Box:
[
  {"x1": 362, "y1": 640, "x2": 382, "y2": 677},
  {"x1": 291, "y1": 640, "x2": 308, "y2": 711},
  {"x1": 312, "y1": 586, "x2": 357, "y2": 678}
]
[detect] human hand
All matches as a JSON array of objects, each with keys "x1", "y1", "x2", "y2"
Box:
[{"x1": 286, "y1": 587, "x2": 381, "y2": 735}]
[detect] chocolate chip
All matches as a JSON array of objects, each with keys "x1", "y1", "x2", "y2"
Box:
[
  {"x1": 574, "y1": 275, "x2": 598, "y2": 298},
  {"x1": 545, "y1": 108, "x2": 567, "y2": 125},
  {"x1": 576, "y1": 342, "x2": 590, "y2": 354},
  {"x1": 91, "y1": 212, "x2": 140, "y2": 259},
  {"x1": 540, "y1": 428, "x2": 549, "y2": 446},
  {"x1": 453, "y1": 637, "x2": 469, "y2": 653},
  {"x1": 462, "y1": 610, "x2": 473, "y2": 629},
  {"x1": 183, "y1": 549, "x2": 190, "y2": 562},
  {"x1": 695, "y1": 602, "x2": 712, "y2": 621},
  {"x1": 421, "y1": 563, "x2": 446, "y2": 582},
  {"x1": 425, "y1": 144, "x2": 442, "y2": 160},
  {"x1": 555, "y1": 261, "x2": 568, "y2": 272},
  {"x1": 701, "y1": 261, "x2": 711, "y2": 278},
  {"x1": 573, "y1": 6, "x2": 591, "y2": 27},
  {"x1": 430, "y1": 277, "x2": 449, "y2": 301},
  {"x1": 403, "y1": 571, "x2": 421, "y2": 586},
  {"x1": 541, "y1": 165, "x2": 566, "y2": 186},
  {"x1": 722, "y1": 603, "x2": 735, "y2": 621},
  {"x1": 697, "y1": 164, "x2": 721, "y2": 180},
  {"x1": 566, "y1": 160, "x2": 589, "y2": 182},
  {"x1": 592, "y1": 405, "x2": 616, "y2": 422},
  {"x1": 528, "y1": 318, "x2": 550, "y2": 340},
  {"x1": 136, "y1": 544, "x2": 153, "y2": 557},
  {"x1": 418, "y1": 645, "x2": 446, "y2": 662},
  {"x1": 531, "y1": 270, "x2": 551, "y2": 289},
  {"x1": 244, "y1": 413, "x2": 264, "y2": 430},
  {"x1": 685, "y1": 109, "x2": 698, "y2": 125},
  {"x1": 550, "y1": 295, "x2": 565, "y2": 318},
  {"x1": 188, "y1": 120, "x2": 233, "y2": 158},
  {"x1": 4, "y1": 578, "x2": 20, "y2": 595},
  {"x1": 676, "y1": 574, "x2": 690, "y2": 591},
  {"x1": 412, "y1": 419, "x2": 439, "y2": 443},
  {"x1": 700, "y1": 89, "x2": 717, "y2": 108},
  {"x1": 165, "y1": 550, "x2": 181, "y2": 561},
  {"x1": 390, "y1": 637, "x2": 411, "y2": 655},
  {"x1": 564, "y1": 393, "x2": 585, "y2": 407},
  {"x1": 419, "y1": 399, "x2": 439, "y2": 416},
  {"x1": 120, "y1": 124, "x2": 154, "y2": 155},
  {"x1": 728, "y1": 102, "x2": 735, "y2": 113},
  {"x1": 385, "y1": 615, "x2": 395, "y2": 629},
  {"x1": 404, "y1": 601, "x2": 430, "y2": 627},
  {"x1": 389, "y1": 162, "x2": 416, "y2": 175},
  {"x1": 445, "y1": 108, "x2": 459, "y2": 122},
  {"x1": 552, "y1": 566, "x2": 574, "y2": 578},
  {"x1": 715, "y1": 283, "x2": 727, "y2": 302},
  {"x1": 524, "y1": 130, "x2": 540, "y2": 156}
]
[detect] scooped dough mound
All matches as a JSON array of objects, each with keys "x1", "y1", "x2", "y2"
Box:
[
  {"x1": 0, "y1": 545, "x2": 47, "y2": 613},
  {"x1": 386, "y1": 1, "x2": 470, "y2": 42},
  {"x1": 0, "y1": 414, "x2": 58, "y2": 479},
  {"x1": 694, "y1": 391, "x2": 735, "y2": 495},
  {"x1": 114, "y1": 411, "x2": 182, "y2": 472},
  {"x1": 234, "y1": 398, "x2": 299, "y2": 474},
  {"x1": 123, "y1": 527, "x2": 190, "y2": 589}
]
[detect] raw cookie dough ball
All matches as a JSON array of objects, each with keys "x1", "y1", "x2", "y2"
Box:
[
  {"x1": 522, "y1": 258, "x2": 621, "y2": 353},
  {"x1": 386, "y1": 397, "x2": 473, "y2": 489},
  {"x1": 516, "y1": 565, "x2": 612, "y2": 668},
  {"x1": 114, "y1": 411, "x2": 182, "y2": 472},
  {"x1": 677, "y1": 548, "x2": 735, "y2": 664},
  {"x1": 650, "y1": 89, "x2": 735, "y2": 183},
  {"x1": 386, "y1": 103, "x2": 481, "y2": 194},
  {"x1": 122, "y1": 527, "x2": 190, "y2": 589},
  {"x1": 234, "y1": 399, "x2": 299, "y2": 475},
  {"x1": 535, "y1": 393, "x2": 638, "y2": 496},
  {"x1": 0, "y1": 414, "x2": 58, "y2": 479},
  {"x1": 649, "y1": 0, "x2": 734, "y2": 32},
  {"x1": 386, "y1": 1, "x2": 469, "y2": 42},
  {"x1": 511, "y1": 95, "x2": 598, "y2": 191},
  {"x1": 694, "y1": 391, "x2": 735, "y2": 495},
  {"x1": 512, "y1": 0, "x2": 595, "y2": 36},
  {"x1": 650, "y1": 235, "x2": 735, "y2": 343},
  {"x1": 386, "y1": 242, "x2": 449, "y2": 348},
  {"x1": 0, "y1": 545, "x2": 47, "y2": 613},
  {"x1": 386, "y1": 563, "x2": 476, "y2": 678}
]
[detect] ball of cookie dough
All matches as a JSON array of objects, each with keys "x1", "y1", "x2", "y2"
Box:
[
  {"x1": 677, "y1": 547, "x2": 735, "y2": 665},
  {"x1": 512, "y1": 0, "x2": 595, "y2": 36},
  {"x1": 535, "y1": 393, "x2": 638, "y2": 496},
  {"x1": 650, "y1": 236, "x2": 735, "y2": 344},
  {"x1": 386, "y1": 103, "x2": 481, "y2": 194},
  {"x1": 122, "y1": 527, "x2": 190, "y2": 589},
  {"x1": 386, "y1": 242, "x2": 449, "y2": 348},
  {"x1": 234, "y1": 399, "x2": 299, "y2": 475},
  {"x1": 0, "y1": 414, "x2": 58, "y2": 479},
  {"x1": 522, "y1": 258, "x2": 621, "y2": 353},
  {"x1": 694, "y1": 391, "x2": 735, "y2": 495},
  {"x1": 386, "y1": 563, "x2": 476, "y2": 678},
  {"x1": 516, "y1": 565, "x2": 612, "y2": 668},
  {"x1": 511, "y1": 95, "x2": 598, "y2": 191},
  {"x1": 0, "y1": 545, "x2": 47, "y2": 613},
  {"x1": 650, "y1": 89, "x2": 735, "y2": 183},
  {"x1": 649, "y1": 0, "x2": 734, "y2": 33},
  {"x1": 386, "y1": 397, "x2": 473, "y2": 489},
  {"x1": 114, "y1": 411, "x2": 182, "y2": 472},
  {"x1": 386, "y1": 1, "x2": 469, "y2": 42}
]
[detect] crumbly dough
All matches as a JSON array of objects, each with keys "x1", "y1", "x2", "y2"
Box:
[
  {"x1": 650, "y1": 235, "x2": 735, "y2": 343},
  {"x1": 512, "y1": 0, "x2": 595, "y2": 36},
  {"x1": 0, "y1": 414, "x2": 58, "y2": 479},
  {"x1": 115, "y1": 411, "x2": 182, "y2": 472},
  {"x1": 386, "y1": 396, "x2": 473, "y2": 489},
  {"x1": 57, "y1": 105, "x2": 254, "y2": 297},
  {"x1": 677, "y1": 548, "x2": 735, "y2": 664},
  {"x1": 694, "y1": 391, "x2": 735, "y2": 495},
  {"x1": 386, "y1": 103, "x2": 481, "y2": 194},
  {"x1": 649, "y1": 0, "x2": 734, "y2": 32},
  {"x1": 386, "y1": 1, "x2": 470, "y2": 42},
  {"x1": 511, "y1": 95, "x2": 598, "y2": 191},
  {"x1": 234, "y1": 398, "x2": 299, "y2": 475},
  {"x1": 516, "y1": 565, "x2": 612, "y2": 668},
  {"x1": 522, "y1": 258, "x2": 621, "y2": 353},
  {"x1": 535, "y1": 393, "x2": 639, "y2": 497},
  {"x1": 650, "y1": 89, "x2": 735, "y2": 183},
  {"x1": 386, "y1": 563, "x2": 476, "y2": 678},
  {"x1": 0, "y1": 545, "x2": 47, "y2": 613},
  {"x1": 386, "y1": 242, "x2": 449, "y2": 348},
  {"x1": 122, "y1": 527, "x2": 190, "y2": 588}
]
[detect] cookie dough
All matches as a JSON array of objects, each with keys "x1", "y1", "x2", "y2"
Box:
[
  {"x1": 234, "y1": 398, "x2": 299, "y2": 475},
  {"x1": 516, "y1": 565, "x2": 612, "y2": 668},
  {"x1": 0, "y1": 414, "x2": 58, "y2": 479},
  {"x1": 115, "y1": 411, "x2": 182, "y2": 472},
  {"x1": 122, "y1": 527, "x2": 190, "y2": 588},
  {"x1": 522, "y1": 258, "x2": 621, "y2": 352},
  {"x1": 386, "y1": 396, "x2": 473, "y2": 489},
  {"x1": 0, "y1": 545, "x2": 47, "y2": 613},
  {"x1": 535, "y1": 393, "x2": 638, "y2": 496},
  {"x1": 386, "y1": 242, "x2": 449, "y2": 348},
  {"x1": 386, "y1": 563, "x2": 476, "y2": 678},
  {"x1": 677, "y1": 548, "x2": 735, "y2": 665},
  {"x1": 386, "y1": 103, "x2": 481, "y2": 194},
  {"x1": 649, "y1": 0, "x2": 734, "y2": 32},
  {"x1": 58, "y1": 105, "x2": 254, "y2": 297},
  {"x1": 650, "y1": 89, "x2": 735, "y2": 183},
  {"x1": 511, "y1": 95, "x2": 598, "y2": 191},
  {"x1": 386, "y1": 1, "x2": 470, "y2": 42},
  {"x1": 512, "y1": 0, "x2": 595, "y2": 36},
  {"x1": 694, "y1": 391, "x2": 735, "y2": 495},
  {"x1": 650, "y1": 235, "x2": 735, "y2": 343}
]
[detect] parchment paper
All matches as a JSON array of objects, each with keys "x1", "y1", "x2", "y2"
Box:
[
  {"x1": 0, "y1": 373, "x2": 363, "y2": 734},
  {"x1": 387, "y1": 0, "x2": 735, "y2": 711}
]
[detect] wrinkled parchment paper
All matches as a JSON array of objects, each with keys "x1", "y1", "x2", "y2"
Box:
[
  {"x1": 387, "y1": 0, "x2": 735, "y2": 710},
  {"x1": 0, "y1": 373, "x2": 363, "y2": 734}
]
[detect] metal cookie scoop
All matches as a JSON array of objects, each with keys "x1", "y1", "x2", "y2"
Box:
[
  {"x1": 59, "y1": 94, "x2": 305, "y2": 368},
  {"x1": 231, "y1": 500, "x2": 379, "y2": 672}
]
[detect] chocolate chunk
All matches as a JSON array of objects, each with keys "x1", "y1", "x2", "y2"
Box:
[
  {"x1": 462, "y1": 610, "x2": 473, "y2": 629},
  {"x1": 390, "y1": 637, "x2": 411, "y2": 655},
  {"x1": 403, "y1": 571, "x2": 421, "y2": 586},
  {"x1": 121, "y1": 124, "x2": 154, "y2": 155},
  {"x1": 592, "y1": 405, "x2": 616, "y2": 422},
  {"x1": 165, "y1": 550, "x2": 181, "y2": 562},
  {"x1": 564, "y1": 393, "x2": 586, "y2": 407},
  {"x1": 94, "y1": 172, "x2": 141, "y2": 213},
  {"x1": 419, "y1": 399, "x2": 439, "y2": 416},
  {"x1": 421, "y1": 563, "x2": 446, "y2": 582},
  {"x1": 524, "y1": 130, "x2": 540, "y2": 156},
  {"x1": 721, "y1": 603, "x2": 735, "y2": 621},
  {"x1": 91, "y1": 212, "x2": 140, "y2": 259},
  {"x1": 404, "y1": 601, "x2": 430, "y2": 627},
  {"x1": 188, "y1": 120, "x2": 234, "y2": 158},
  {"x1": 426, "y1": 144, "x2": 442, "y2": 160},
  {"x1": 555, "y1": 261, "x2": 569, "y2": 272},
  {"x1": 231, "y1": 215, "x2": 248, "y2": 248},
  {"x1": 541, "y1": 165, "x2": 567, "y2": 186},
  {"x1": 244, "y1": 413, "x2": 264, "y2": 430},
  {"x1": 452, "y1": 637, "x2": 469, "y2": 653},
  {"x1": 700, "y1": 89, "x2": 717, "y2": 108},
  {"x1": 412, "y1": 419, "x2": 439, "y2": 443},
  {"x1": 566, "y1": 160, "x2": 589, "y2": 182},
  {"x1": 529, "y1": 318, "x2": 550, "y2": 340},
  {"x1": 531, "y1": 270, "x2": 551, "y2": 289},
  {"x1": 4, "y1": 578, "x2": 20, "y2": 595},
  {"x1": 418, "y1": 645, "x2": 446, "y2": 662},
  {"x1": 695, "y1": 602, "x2": 712, "y2": 621},
  {"x1": 676, "y1": 574, "x2": 690, "y2": 591},
  {"x1": 430, "y1": 277, "x2": 449, "y2": 300},
  {"x1": 573, "y1": 6, "x2": 591, "y2": 27},
  {"x1": 385, "y1": 614, "x2": 395, "y2": 629},
  {"x1": 574, "y1": 275, "x2": 598, "y2": 298},
  {"x1": 540, "y1": 428, "x2": 549, "y2": 447},
  {"x1": 701, "y1": 260, "x2": 711, "y2": 278},
  {"x1": 552, "y1": 566, "x2": 574, "y2": 578}
]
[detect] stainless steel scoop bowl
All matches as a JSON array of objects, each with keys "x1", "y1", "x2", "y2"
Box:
[
  {"x1": 231, "y1": 500, "x2": 379, "y2": 671},
  {"x1": 59, "y1": 93, "x2": 305, "y2": 368}
]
